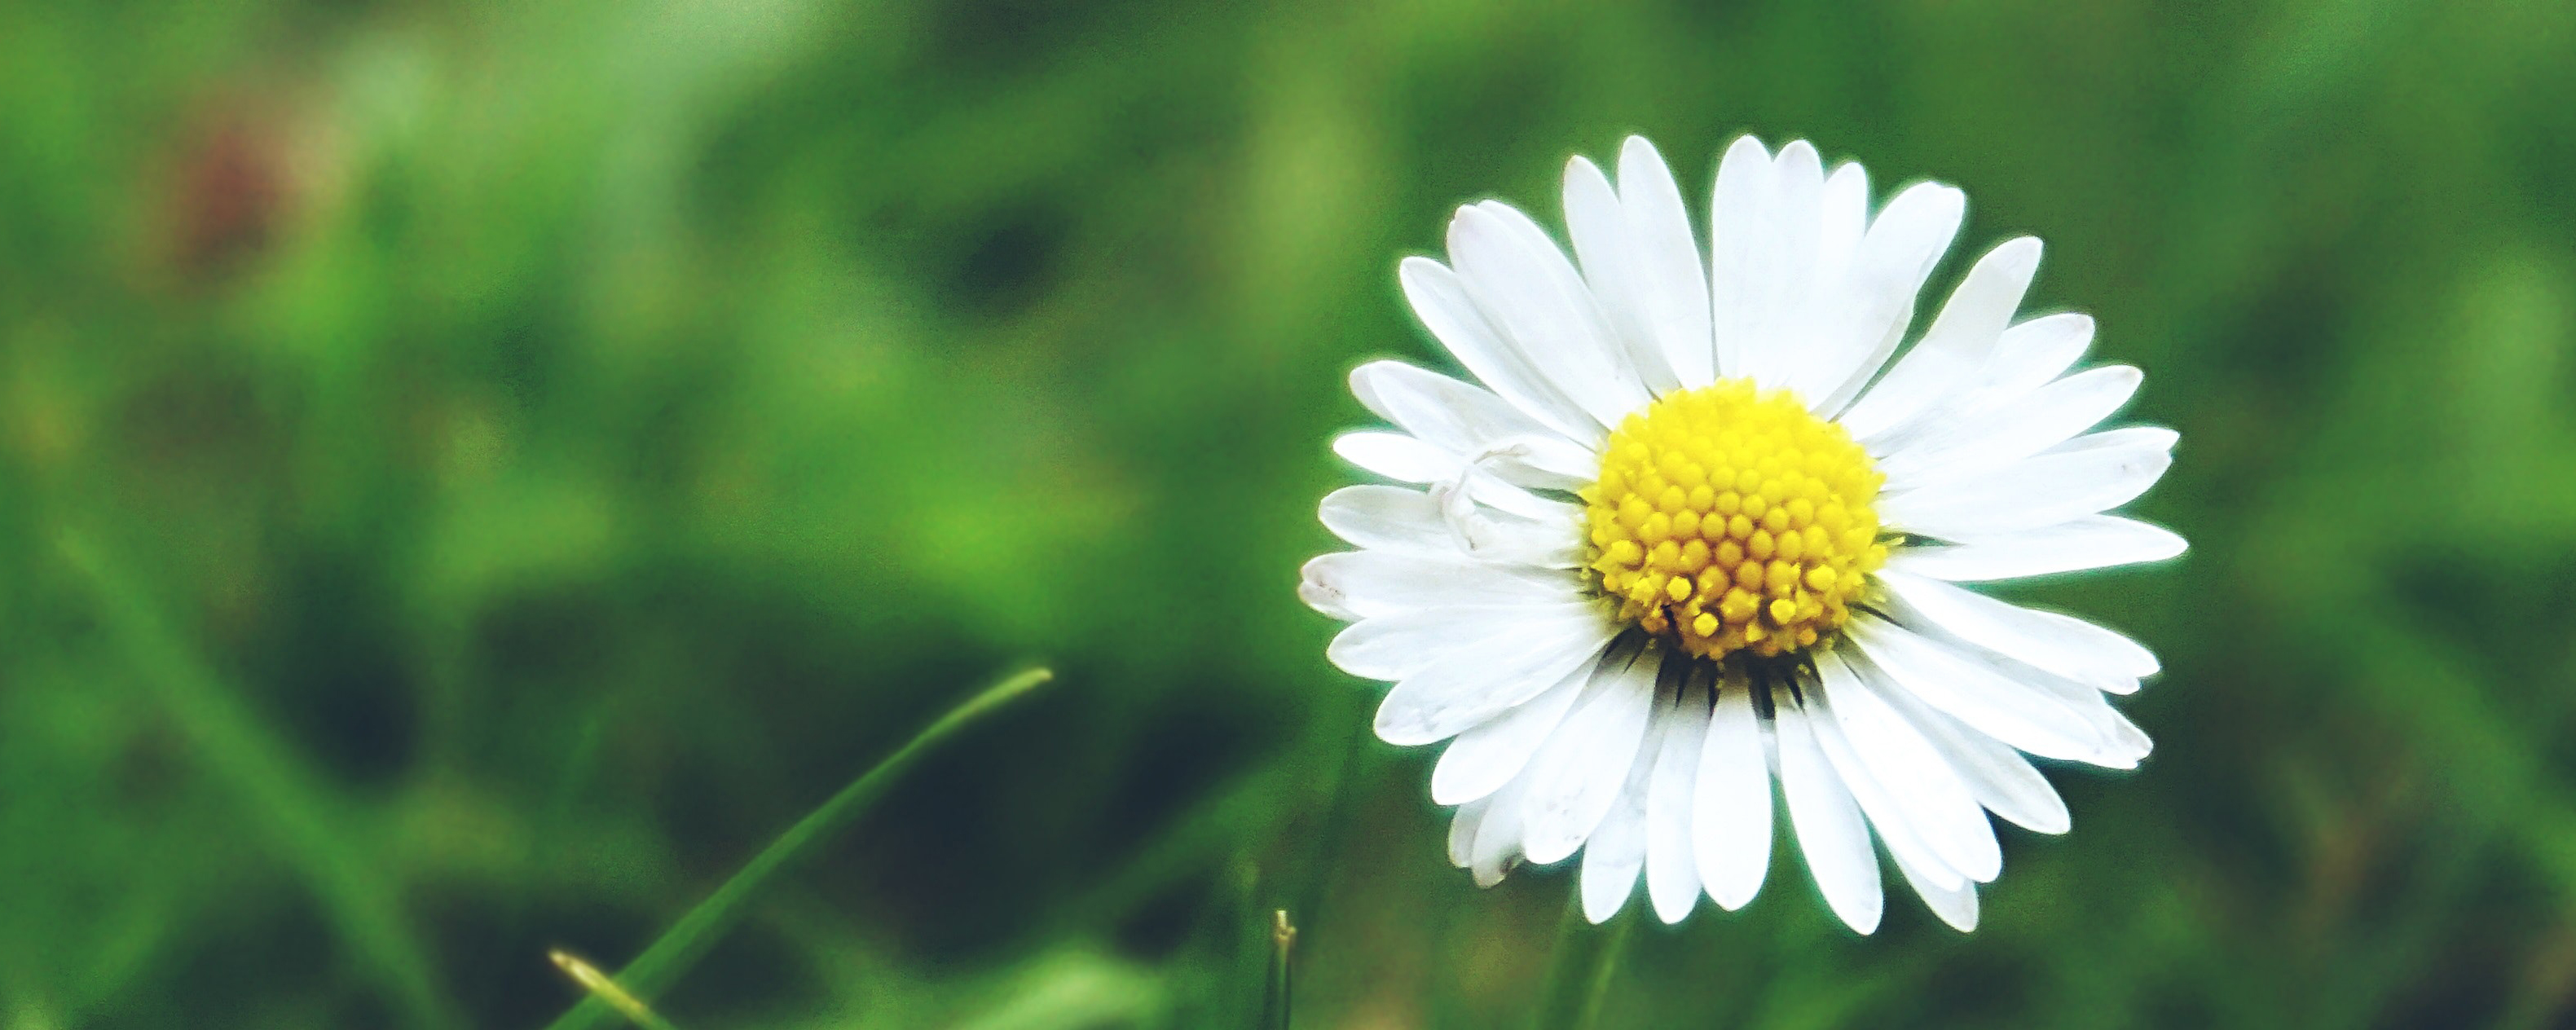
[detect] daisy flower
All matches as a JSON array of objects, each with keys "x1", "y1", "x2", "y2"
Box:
[{"x1": 1299, "y1": 135, "x2": 2182, "y2": 933}]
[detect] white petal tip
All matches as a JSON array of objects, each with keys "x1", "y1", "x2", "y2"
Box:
[
  {"x1": 1930, "y1": 900, "x2": 1980, "y2": 932},
  {"x1": 1372, "y1": 721, "x2": 1443, "y2": 749},
  {"x1": 1706, "y1": 872, "x2": 1766, "y2": 911},
  {"x1": 1994, "y1": 235, "x2": 2045, "y2": 271},
  {"x1": 1297, "y1": 574, "x2": 1355, "y2": 621},
  {"x1": 1582, "y1": 891, "x2": 1630, "y2": 925},
  {"x1": 1345, "y1": 358, "x2": 1416, "y2": 394},
  {"x1": 1429, "y1": 776, "x2": 1488, "y2": 808},
  {"x1": 1524, "y1": 837, "x2": 1579, "y2": 867},
  {"x1": 1652, "y1": 894, "x2": 1697, "y2": 926},
  {"x1": 1370, "y1": 696, "x2": 1444, "y2": 747},
  {"x1": 1889, "y1": 179, "x2": 1966, "y2": 213}
]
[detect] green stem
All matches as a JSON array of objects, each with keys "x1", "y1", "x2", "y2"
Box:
[
  {"x1": 1288, "y1": 688, "x2": 1376, "y2": 942},
  {"x1": 540, "y1": 665, "x2": 1055, "y2": 1030},
  {"x1": 1533, "y1": 896, "x2": 1634, "y2": 1030},
  {"x1": 1262, "y1": 909, "x2": 1297, "y2": 1030}
]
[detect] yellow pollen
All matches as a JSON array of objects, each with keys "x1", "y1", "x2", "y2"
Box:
[{"x1": 1579, "y1": 379, "x2": 1888, "y2": 661}]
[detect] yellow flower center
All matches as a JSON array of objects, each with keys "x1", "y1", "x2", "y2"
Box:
[{"x1": 1581, "y1": 379, "x2": 1889, "y2": 662}]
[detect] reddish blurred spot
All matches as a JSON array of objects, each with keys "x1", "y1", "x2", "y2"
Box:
[{"x1": 168, "y1": 117, "x2": 290, "y2": 276}]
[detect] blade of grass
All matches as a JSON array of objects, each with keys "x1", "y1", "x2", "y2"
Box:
[
  {"x1": 551, "y1": 950, "x2": 685, "y2": 1030},
  {"x1": 540, "y1": 665, "x2": 1055, "y2": 1030},
  {"x1": 1048, "y1": 764, "x2": 1297, "y2": 938},
  {"x1": 1533, "y1": 897, "x2": 1632, "y2": 1030},
  {"x1": 57, "y1": 530, "x2": 463, "y2": 1030},
  {"x1": 1188, "y1": 847, "x2": 1263, "y2": 1025}
]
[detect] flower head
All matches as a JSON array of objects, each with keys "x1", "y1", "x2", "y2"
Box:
[{"x1": 1301, "y1": 135, "x2": 2183, "y2": 932}]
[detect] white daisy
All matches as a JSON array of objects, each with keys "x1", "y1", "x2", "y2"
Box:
[{"x1": 1300, "y1": 134, "x2": 2183, "y2": 933}]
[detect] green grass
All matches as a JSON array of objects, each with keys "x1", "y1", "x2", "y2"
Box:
[{"x1": 541, "y1": 667, "x2": 1052, "y2": 1030}]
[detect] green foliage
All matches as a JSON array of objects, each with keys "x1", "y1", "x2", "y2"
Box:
[{"x1": 5, "y1": 0, "x2": 2576, "y2": 1027}]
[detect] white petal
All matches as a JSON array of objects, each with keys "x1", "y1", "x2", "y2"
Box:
[
  {"x1": 2028, "y1": 610, "x2": 2155, "y2": 687},
  {"x1": 1440, "y1": 504, "x2": 1584, "y2": 569},
  {"x1": 1808, "y1": 183, "x2": 1968, "y2": 415},
  {"x1": 1317, "y1": 485, "x2": 1579, "y2": 569},
  {"x1": 1692, "y1": 673, "x2": 1772, "y2": 910},
  {"x1": 1878, "y1": 365, "x2": 2143, "y2": 489},
  {"x1": 1298, "y1": 551, "x2": 1574, "y2": 621},
  {"x1": 1956, "y1": 313, "x2": 2094, "y2": 416},
  {"x1": 1804, "y1": 684, "x2": 1965, "y2": 893},
  {"x1": 1706, "y1": 134, "x2": 1773, "y2": 381},
  {"x1": 1469, "y1": 772, "x2": 1530, "y2": 886},
  {"x1": 1431, "y1": 661, "x2": 1592, "y2": 804},
  {"x1": 1466, "y1": 468, "x2": 1591, "y2": 524},
  {"x1": 1876, "y1": 568, "x2": 2158, "y2": 689},
  {"x1": 1350, "y1": 361, "x2": 1598, "y2": 485},
  {"x1": 1347, "y1": 359, "x2": 1539, "y2": 453},
  {"x1": 1772, "y1": 694, "x2": 1883, "y2": 934},
  {"x1": 1843, "y1": 617, "x2": 2119, "y2": 764},
  {"x1": 1904, "y1": 630, "x2": 2153, "y2": 768},
  {"x1": 1332, "y1": 430, "x2": 1455, "y2": 484},
  {"x1": 1519, "y1": 651, "x2": 1660, "y2": 864},
  {"x1": 1891, "y1": 845, "x2": 1980, "y2": 932},
  {"x1": 1318, "y1": 485, "x2": 1451, "y2": 554},
  {"x1": 1398, "y1": 256, "x2": 1597, "y2": 442},
  {"x1": 1814, "y1": 162, "x2": 1869, "y2": 283},
  {"x1": 1773, "y1": 157, "x2": 1875, "y2": 407},
  {"x1": 1329, "y1": 601, "x2": 1607, "y2": 681},
  {"x1": 1865, "y1": 672, "x2": 2072, "y2": 834},
  {"x1": 1579, "y1": 737, "x2": 1656, "y2": 924},
  {"x1": 2054, "y1": 425, "x2": 2177, "y2": 455},
  {"x1": 1331, "y1": 431, "x2": 1610, "y2": 527},
  {"x1": 1886, "y1": 514, "x2": 2186, "y2": 582},
  {"x1": 1646, "y1": 677, "x2": 1711, "y2": 924},
  {"x1": 1449, "y1": 203, "x2": 1653, "y2": 429},
  {"x1": 1813, "y1": 650, "x2": 1999, "y2": 882},
  {"x1": 2112, "y1": 706, "x2": 2154, "y2": 759},
  {"x1": 1422, "y1": 479, "x2": 1586, "y2": 567},
  {"x1": 1838, "y1": 237, "x2": 2045, "y2": 442},
  {"x1": 1878, "y1": 432, "x2": 2173, "y2": 540},
  {"x1": 1374, "y1": 618, "x2": 1618, "y2": 746},
  {"x1": 1743, "y1": 140, "x2": 1825, "y2": 389},
  {"x1": 1564, "y1": 156, "x2": 1682, "y2": 397},
  {"x1": 1618, "y1": 136, "x2": 1715, "y2": 390},
  {"x1": 1448, "y1": 796, "x2": 1490, "y2": 868}
]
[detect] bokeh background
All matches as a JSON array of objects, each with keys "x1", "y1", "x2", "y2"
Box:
[{"x1": 7, "y1": 0, "x2": 2576, "y2": 1027}]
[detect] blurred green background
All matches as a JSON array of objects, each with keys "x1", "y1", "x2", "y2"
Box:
[{"x1": 6, "y1": 0, "x2": 2576, "y2": 1027}]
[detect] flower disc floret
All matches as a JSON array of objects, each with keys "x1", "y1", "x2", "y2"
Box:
[{"x1": 1581, "y1": 380, "x2": 1888, "y2": 660}]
